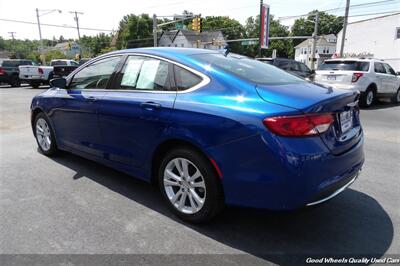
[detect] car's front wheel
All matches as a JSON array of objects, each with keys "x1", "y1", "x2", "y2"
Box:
[
  {"x1": 34, "y1": 113, "x2": 58, "y2": 156},
  {"x1": 158, "y1": 147, "x2": 224, "y2": 223}
]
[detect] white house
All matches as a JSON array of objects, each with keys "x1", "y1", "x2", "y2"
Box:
[
  {"x1": 159, "y1": 30, "x2": 226, "y2": 50},
  {"x1": 336, "y1": 12, "x2": 400, "y2": 71},
  {"x1": 295, "y1": 34, "x2": 337, "y2": 69}
]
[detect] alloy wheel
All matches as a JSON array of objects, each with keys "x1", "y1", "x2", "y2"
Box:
[
  {"x1": 366, "y1": 90, "x2": 374, "y2": 106},
  {"x1": 163, "y1": 158, "x2": 206, "y2": 214},
  {"x1": 36, "y1": 118, "x2": 52, "y2": 151}
]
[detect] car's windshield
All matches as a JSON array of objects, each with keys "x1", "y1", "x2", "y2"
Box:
[
  {"x1": 191, "y1": 53, "x2": 305, "y2": 85},
  {"x1": 318, "y1": 60, "x2": 370, "y2": 71}
]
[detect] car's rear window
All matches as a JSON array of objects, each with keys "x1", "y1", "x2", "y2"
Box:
[
  {"x1": 318, "y1": 60, "x2": 370, "y2": 71},
  {"x1": 191, "y1": 53, "x2": 305, "y2": 85}
]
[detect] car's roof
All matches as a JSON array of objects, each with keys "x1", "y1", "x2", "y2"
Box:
[
  {"x1": 108, "y1": 47, "x2": 220, "y2": 57},
  {"x1": 324, "y1": 58, "x2": 384, "y2": 63}
]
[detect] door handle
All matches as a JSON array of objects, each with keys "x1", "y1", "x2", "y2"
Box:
[
  {"x1": 140, "y1": 102, "x2": 161, "y2": 110},
  {"x1": 86, "y1": 96, "x2": 98, "y2": 102}
]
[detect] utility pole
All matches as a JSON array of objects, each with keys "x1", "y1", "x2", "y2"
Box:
[
  {"x1": 70, "y1": 11, "x2": 83, "y2": 39},
  {"x1": 153, "y1": 14, "x2": 157, "y2": 47},
  {"x1": 35, "y1": 8, "x2": 44, "y2": 52},
  {"x1": 8, "y1": 32, "x2": 16, "y2": 41},
  {"x1": 310, "y1": 12, "x2": 319, "y2": 70},
  {"x1": 258, "y1": 0, "x2": 263, "y2": 58},
  {"x1": 339, "y1": 0, "x2": 350, "y2": 57}
]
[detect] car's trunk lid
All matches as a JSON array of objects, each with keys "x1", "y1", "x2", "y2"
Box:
[{"x1": 256, "y1": 82, "x2": 362, "y2": 155}]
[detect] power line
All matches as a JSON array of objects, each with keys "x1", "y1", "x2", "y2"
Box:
[
  {"x1": 0, "y1": 18, "x2": 114, "y2": 32},
  {"x1": 278, "y1": 0, "x2": 398, "y2": 20}
]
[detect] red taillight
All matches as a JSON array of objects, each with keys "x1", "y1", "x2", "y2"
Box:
[
  {"x1": 351, "y1": 72, "x2": 363, "y2": 83},
  {"x1": 263, "y1": 114, "x2": 334, "y2": 136},
  {"x1": 38, "y1": 68, "x2": 44, "y2": 75},
  {"x1": 0, "y1": 67, "x2": 4, "y2": 75}
]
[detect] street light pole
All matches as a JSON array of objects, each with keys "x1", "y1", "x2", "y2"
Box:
[
  {"x1": 339, "y1": 0, "x2": 350, "y2": 57},
  {"x1": 310, "y1": 12, "x2": 319, "y2": 70}
]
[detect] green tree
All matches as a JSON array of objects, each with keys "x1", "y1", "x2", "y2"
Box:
[
  {"x1": 78, "y1": 33, "x2": 113, "y2": 57},
  {"x1": 291, "y1": 11, "x2": 344, "y2": 46},
  {"x1": 116, "y1": 14, "x2": 154, "y2": 49},
  {"x1": 243, "y1": 15, "x2": 292, "y2": 58}
]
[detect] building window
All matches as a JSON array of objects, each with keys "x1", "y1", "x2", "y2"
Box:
[{"x1": 396, "y1": 27, "x2": 400, "y2": 39}]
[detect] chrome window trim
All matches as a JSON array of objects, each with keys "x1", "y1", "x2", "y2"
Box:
[{"x1": 66, "y1": 52, "x2": 210, "y2": 94}]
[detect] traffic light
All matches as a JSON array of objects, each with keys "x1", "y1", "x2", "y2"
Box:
[{"x1": 192, "y1": 17, "x2": 202, "y2": 32}]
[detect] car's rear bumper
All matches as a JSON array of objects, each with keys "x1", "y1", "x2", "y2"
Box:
[{"x1": 206, "y1": 131, "x2": 364, "y2": 210}]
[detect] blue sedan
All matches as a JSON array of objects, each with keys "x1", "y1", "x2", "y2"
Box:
[{"x1": 31, "y1": 48, "x2": 364, "y2": 222}]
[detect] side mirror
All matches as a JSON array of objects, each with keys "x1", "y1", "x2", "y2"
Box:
[
  {"x1": 49, "y1": 78, "x2": 67, "y2": 89},
  {"x1": 396, "y1": 71, "x2": 400, "y2": 76}
]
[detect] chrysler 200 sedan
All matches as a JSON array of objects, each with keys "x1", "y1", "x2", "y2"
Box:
[{"x1": 31, "y1": 48, "x2": 364, "y2": 223}]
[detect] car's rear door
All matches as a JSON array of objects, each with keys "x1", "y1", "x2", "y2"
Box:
[
  {"x1": 374, "y1": 62, "x2": 390, "y2": 92},
  {"x1": 50, "y1": 55, "x2": 122, "y2": 157},
  {"x1": 382, "y1": 63, "x2": 399, "y2": 94},
  {"x1": 98, "y1": 55, "x2": 177, "y2": 171}
]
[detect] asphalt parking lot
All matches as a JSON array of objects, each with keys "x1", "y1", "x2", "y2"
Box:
[{"x1": 0, "y1": 85, "x2": 399, "y2": 265}]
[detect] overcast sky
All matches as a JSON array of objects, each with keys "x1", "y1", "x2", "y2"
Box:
[{"x1": 0, "y1": 0, "x2": 399, "y2": 40}]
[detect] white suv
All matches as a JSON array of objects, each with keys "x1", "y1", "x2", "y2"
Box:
[{"x1": 315, "y1": 58, "x2": 400, "y2": 107}]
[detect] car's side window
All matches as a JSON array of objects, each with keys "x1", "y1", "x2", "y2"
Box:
[
  {"x1": 374, "y1": 62, "x2": 386, "y2": 74},
  {"x1": 383, "y1": 64, "x2": 396, "y2": 75},
  {"x1": 173, "y1": 65, "x2": 202, "y2": 91},
  {"x1": 69, "y1": 56, "x2": 121, "y2": 90},
  {"x1": 299, "y1": 63, "x2": 310, "y2": 72},
  {"x1": 117, "y1": 56, "x2": 173, "y2": 91}
]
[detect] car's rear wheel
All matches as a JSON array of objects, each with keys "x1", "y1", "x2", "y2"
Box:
[
  {"x1": 34, "y1": 113, "x2": 58, "y2": 156},
  {"x1": 158, "y1": 147, "x2": 224, "y2": 223},
  {"x1": 360, "y1": 87, "x2": 375, "y2": 107},
  {"x1": 10, "y1": 75, "x2": 21, "y2": 87},
  {"x1": 30, "y1": 81, "x2": 40, "y2": 88},
  {"x1": 392, "y1": 88, "x2": 400, "y2": 104}
]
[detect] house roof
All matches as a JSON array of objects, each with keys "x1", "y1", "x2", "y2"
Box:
[
  {"x1": 294, "y1": 34, "x2": 337, "y2": 49},
  {"x1": 161, "y1": 29, "x2": 225, "y2": 43}
]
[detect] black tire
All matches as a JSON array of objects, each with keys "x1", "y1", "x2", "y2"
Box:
[
  {"x1": 360, "y1": 87, "x2": 375, "y2": 108},
  {"x1": 30, "y1": 81, "x2": 40, "y2": 88},
  {"x1": 392, "y1": 88, "x2": 400, "y2": 104},
  {"x1": 34, "y1": 113, "x2": 58, "y2": 156},
  {"x1": 158, "y1": 147, "x2": 224, "y2": 223},
  {"x1": 9, "y1": 75, "x2": 21, "y2": 87}
]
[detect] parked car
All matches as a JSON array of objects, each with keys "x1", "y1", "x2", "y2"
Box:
[
  {"x1": 51, "y1": 59, "x2": 79, "y2": 78},
  {"x1": 31, "y1": 48, "x2": 364, "y2": 223},
  {"x1": 256, "y1": 57, "x2": 315, "y2": 80},
  {"x1": 19, "y1": 59, "x2": 79, "y2": 88},
  {"x1": 0, "y1": 59, "x2": 33, "y2": 87},
  {"x1": 315, "y1": 58, "x2": 400, "y2": 107}
]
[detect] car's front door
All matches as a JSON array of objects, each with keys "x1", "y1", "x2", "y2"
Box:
[
  {"x1": 98, "y1": 55, "x2": 177, "y2": 171},
  {"x1": 50, "y1": 56, "x2": 122, "y2": 157}
]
